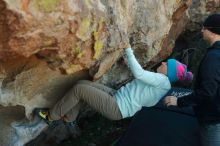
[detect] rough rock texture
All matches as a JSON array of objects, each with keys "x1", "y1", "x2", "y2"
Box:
[
  {"x1": 187, "y1": 0, "x2": 220, "y2": 31},
  {"x1": 0, "y1": 0, "x2": 192, "y2": 106},
  {"x1": 0, "y1": 0, "x2": 201, "y2": 145},
  {"x1": 0, "y1": 106, "x2": 25, "y2": 146}
]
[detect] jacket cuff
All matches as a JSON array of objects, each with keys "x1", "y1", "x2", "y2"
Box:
[{"x1": 125, "y1": 48, "x2": 133, "y2": 57}]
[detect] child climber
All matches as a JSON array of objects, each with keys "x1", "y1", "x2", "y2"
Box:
[{"x1": 35, "y1": 47, "x2": 193, "y2": 134}]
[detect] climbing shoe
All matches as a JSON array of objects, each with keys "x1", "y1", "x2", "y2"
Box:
[{"x1": 34, "y1": 108, "x2": 53, "y2": 125}]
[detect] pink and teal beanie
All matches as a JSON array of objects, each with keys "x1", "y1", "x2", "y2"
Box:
[{"x1": 167, "y1": 59, "x2": 193, "y2": 83}]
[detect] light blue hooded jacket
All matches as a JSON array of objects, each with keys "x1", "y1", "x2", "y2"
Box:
[{"x1": 115, "y1": 48, "x2": 171, "y2": 118}]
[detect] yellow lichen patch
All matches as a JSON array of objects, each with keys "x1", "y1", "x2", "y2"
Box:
[
  {"x1": 93, "y1": 40, "x2": 103, "y2": 60},
  {"x1": 34, "y1": 0, "x2": 60, "y2": 13},
  {"x1": 71, "y1": 43, "x2": 85, "y2": 59},
  {"x1": 92, "y1": 18, "x2": 105, "y2": 60},
  {"x1": 77, "y1": 51, "x2": 85, "y2": 59},
  {"x1": 76, "y1": 17, "x2": 92, "y2": 41},
  {"x1": 74, "y1": 48, "x2": 85, "y2": 59},
  {"x1": 72, "y1": 46, "x2": 81, "y2": 55},
  {"x1": 66, "y1": 64, "x2": 83, "y2": 74}
]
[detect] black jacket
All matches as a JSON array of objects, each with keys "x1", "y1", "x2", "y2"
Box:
[{"x1": 177, "y1": 41, "x2": 220, "y2": 124}]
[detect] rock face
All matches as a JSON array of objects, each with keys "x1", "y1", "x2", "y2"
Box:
[
  {"x1": 0, "y1": 0, "x2": 211, "y2": 145},
  {"x1": 187, "y1": 0, "x2": 220, "y2": 31},
  {"x1": 0, "y1": 0, "x2": 191, "y2": 109}
]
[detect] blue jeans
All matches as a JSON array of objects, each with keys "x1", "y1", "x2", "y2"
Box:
[{"x1": 200, "y1": 123, "x2": 220, "y2": 146}]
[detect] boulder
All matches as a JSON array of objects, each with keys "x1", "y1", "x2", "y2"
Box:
[{"x1": 0, "y1": 0, "x2": 208, "y2": 145}]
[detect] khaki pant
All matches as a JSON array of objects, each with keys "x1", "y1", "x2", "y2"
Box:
[{"x1": 49, "y1": 80, "x2": 122, "y2": 122}]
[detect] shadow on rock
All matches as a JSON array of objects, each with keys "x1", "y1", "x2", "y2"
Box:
[{"x1": 25, "y1": 119, "x2": 81, "y2": 146}]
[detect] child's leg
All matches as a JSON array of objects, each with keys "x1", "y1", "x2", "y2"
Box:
[
  {"x1": 77, "y1": 80, "x2": 116, "y2": 95},
  {"x1": 50, "y1": 83, "x2": 122, "y2": 121},
  {"x1": 62, "y1": 102, "x2": 82, "y2": 122},
  {"x1": 61, "y1": 80, "x2": 117, "y2": 122}
]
